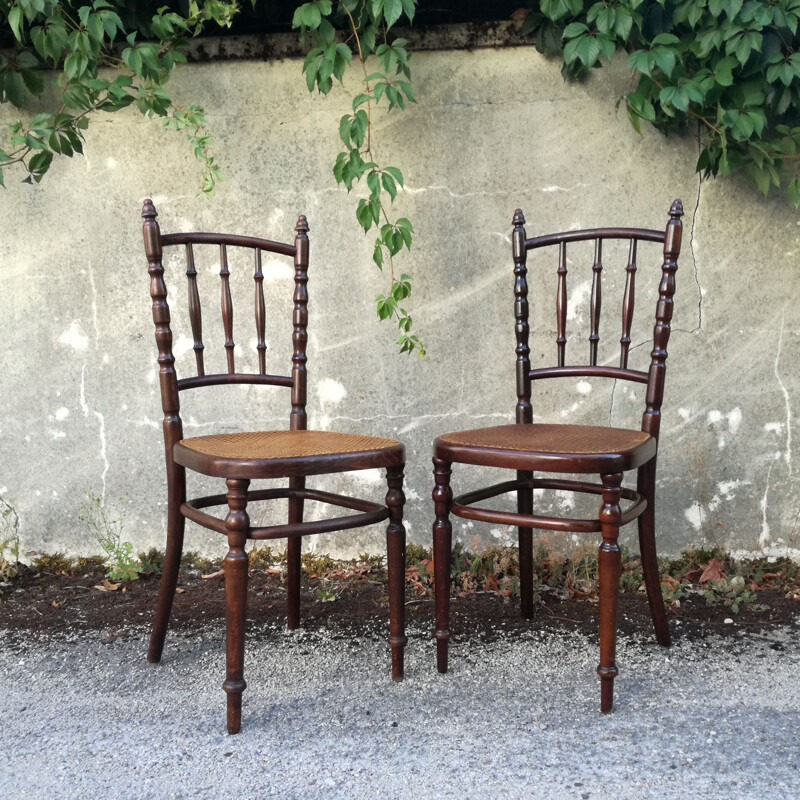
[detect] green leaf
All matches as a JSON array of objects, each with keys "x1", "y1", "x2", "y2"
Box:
[
  {"x1": 381, "y1": 172, "x2": 397, "y2": 200},
  {"x1": 563, "y1": 22, "x2": 589, "y2": 38},
  {"x1": 339, "y1": 114, "x2": 351, "y2": 147},
  {"x1": 787, "y1": 179, "x2": 800, "y2": 208},
  {"x1": 3, "y1": 71, "x2": 27, "y2": 108},
  {"x1": 628, "y1": 91, "x2": 656, "y2": 122},
  {"x1": 8, "y1": 6, "x2": 23, "y2": 41},
  {"x1": 383, "y1": 165, "x2": 403, "y2": 186},
  {"x1": 383, "y1": 0, "x2": 403, "y2": 28},
  {"x1": 373, "y1": 240, "x2": 384, "y2": 269}
]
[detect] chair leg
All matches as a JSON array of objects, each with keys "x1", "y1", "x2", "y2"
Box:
[
  {"x1": 517, "y1": 470, "x2": 534, "y2": 620},
  {"x1": 386, "y1": 464, "x2": 407, "y2": 681},
  {"x1": 637, "y1": 461, "x2": 671, "y2": 646},
  {"x1": 432, "y1": 457, "x2": 453, "y2": 674},
  {"x1": 286, "y1": 476, "x2": 305, "y2": 631},
  {"x1": 223, "y1": 477, "x2": 250, "y2": 735},
  {"x1": 147, "y1": 464, "x2": 186, "y2": 663},
  {"x1": 597, "y1": 472, "x2": 623, "y2": 713}
]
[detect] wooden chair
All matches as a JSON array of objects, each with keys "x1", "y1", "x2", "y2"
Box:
[
  {"x1": 141, "y1": 200, "x2": 407, "y2": 734},
  {"x1": 432, "y1": 200, "x2": 684, "y2": 712}
]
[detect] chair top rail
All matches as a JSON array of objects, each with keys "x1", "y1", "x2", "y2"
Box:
[
  {"x1": 161, "y1": 231, "x2": 296, "y2": 257},
  {"x1": 526, "y1": 227, "x2": 664, "y2": 250}
]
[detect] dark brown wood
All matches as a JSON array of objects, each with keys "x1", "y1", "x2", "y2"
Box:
[
  {"x1": 185, "y1": 244, "x2": 205, "y2": 376},
  {"x1": 286, "y1": 475, "x2": 304, "y2": 631},
  {"x1": 219, "y1": 244, "x2": 235, "y2": 373},
  {"x1": 291, "y1": 215, "x2": 309, "y2": 433},
  {"x1": 432, "y1": 457, "x2": 452, "y2": 674},
  {"x1": 386, "y1": 464, "x2": 407, "y2": 680},
  {"x1": 620, "y1": 239, "x2": 637, "y2": 368},
  {"x1": 140, "y1": 200, "x2": 407, "y2": 734},
  {"x1": 517, "y1": 470, "x2": 534, "y2": 619},
  {"x1": 556, "y1": 241, "x2": 567, "y2": 366},
  {"x1": 589, "y1": 239, "x2": 602, "y2": 366},
  {"x1": 223, "y1": 477, "x2": 250, "y2": 734},
  {"x1": 597, "y1": 472, "x2": 622, "y2": 713},
  {"x1": 254, "y1": 249, "x2": 267, "y2": 375},
  {"x1": 512, "y1": 209, "x2": 532, "y2": 425},
  {"x1": 431, "y1": 201, "x2": 684, "y2": 714}
]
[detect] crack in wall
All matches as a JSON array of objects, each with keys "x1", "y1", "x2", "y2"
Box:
[
  {"x1": 775, "y1": 305, "x2": 792, "y2": 478},
  {"x1": 687, "y1": 169, "x2": 703, "y2": 333},
  {"x1": 80, "y1": 364, "x2": 109, "y2": 497}
]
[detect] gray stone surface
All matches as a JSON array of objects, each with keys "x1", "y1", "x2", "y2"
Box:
[
  {"x1": 1, "y1": 622, "x2": 799, "y2": 798},
  {"x1": 1, "y1": 44, "x2": 798, "y2": 560}
]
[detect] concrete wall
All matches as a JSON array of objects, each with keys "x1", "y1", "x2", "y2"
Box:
[{"x1": 1, "y1": 42, "x2": 798, "y2": 561}]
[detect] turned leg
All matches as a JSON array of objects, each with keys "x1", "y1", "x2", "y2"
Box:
[
  {"x1": 637, "y1": 461, "x2": 670, "y2": 646},
  {"x1": 286, "y1": 476, "x2": 305, "y2": 631},
  {"x1": 517, "y1": 470, "x2": 534, "y2": 620},
  {"x1": 597, "y1": 472, "x2": 623, "y2": 713},
  {"x1": 386, "y1": 464, "x2": 407, "y2": 681},
  {"x1": 432, "y1": 457, "x2": 453, "y2": 674},
  {"x1": 223, "y1": 478, "x2": 250, "y2": 735},
  {"x1": 148, "y1": 463, "x2": 186, "y2": 663}
]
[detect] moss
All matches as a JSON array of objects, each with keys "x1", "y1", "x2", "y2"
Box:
[{"x1": 32, "y1": 552, "x2": 74, "y2": 574}]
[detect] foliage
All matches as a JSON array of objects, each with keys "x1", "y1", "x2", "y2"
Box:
[
  {"x1": 0, "y1": 497, "x2": 20, "y2": 580},
  {"x1": 0, "y1": 0, "x2": 244, "y2": 192},
  {"x1": 293, "y1": 0, "x2": 425, "y2": 356},
  {"x1": 520, "y1": 0, "x2": 800, "y2": 205},
  {"x1": 79, "y1": 491, "x2": 142, "y2": 581}
]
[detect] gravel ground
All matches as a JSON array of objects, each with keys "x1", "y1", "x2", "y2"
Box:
[{"x1": 1, "y1": 620, "x2": 798, "y2": 799}]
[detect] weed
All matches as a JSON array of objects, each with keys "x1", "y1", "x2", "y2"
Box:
[
  {"x1": 180, "y1": 551, "x2": 217, "y2": 573},
  {"x1": 79, "y1": 492, "x2": 142, "y2": 582},
  {"x1": 0, "y1": 499, "x2": 20, "y2": 580},
  {"x1": 315, "y1": 577, "x2": 337, "y2": 603},
  {"x1": 405, "y1": 544, "x2": 430, "y2": 567},
  {"x1": 620, "y1": 560, "x2": 644, "y2": 592},
  {"x1": 137, "y1": 548, "x2": 165, "y2": 574},
  {"x1": 249, "y1": 545, "x2": 278, "y2": 570},
  {"x1": 73, "y1": 555, "x2": 108, "y2": 575},
  {"x1": 32, "y1": 552, "x2": 74, "y2": 574},
  {"x1": 301, "y1": 552, "x2": 337, "y2": 576},
  {"x1": 703, "y1": 576, "x2": 765, "y2": 614}
]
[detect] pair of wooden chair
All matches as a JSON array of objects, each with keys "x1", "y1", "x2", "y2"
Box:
[{"x1": 141, "y1": 198, "x2": 683, "y2": 733}]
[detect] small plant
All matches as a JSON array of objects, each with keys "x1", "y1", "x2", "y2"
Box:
[
  {"x1": 180, "y1": 551, "x2": 218, "y2": 573},
  {"x1": 315, "y1": 577, "x2": 338, "y2": 603},
  {"x1": 404, "y1": 544, "x2": 430, "y2": 568},
  {"x1": 249, "y1": 545, "x2": 279, "y2": 571},
  {"x1": 301, "y1": 552, "x2": 337, "y2": 576},
  {"x1": 0, "y1": 498, "x2": 20, "y2": 580},
  {"x1": 703, "y1": 576, "x2": 763, "y2": 614},
  {"x1": 73, "y1": 555, "x2": 108, "y2": 575},
  {"x1": 79, "y1": 492, "x2": 142, "y2": 582},
  {"x1": 137, "y1": 547, "x2": 165, "y2": 574}
]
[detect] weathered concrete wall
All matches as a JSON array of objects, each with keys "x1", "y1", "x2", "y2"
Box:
[{"x1": 1, "y1": 43, "x2": 798, "y2": 561}]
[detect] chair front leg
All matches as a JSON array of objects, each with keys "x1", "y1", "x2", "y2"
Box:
[
  {"x1": 223, "y1": 477, "x2": 250, "y2": 735},
  {"x1": 517, "y1": 470, "x2": 534, "y2": 619},
  {"x1": 287, "y1": 476, "x2": 305, "y2": 631},
  {"x1": 432, "y1": 457, "x2": 453, "y2": 674},
  {"x1": 597, "y1": 472, "x2": 623, "y2": 713},
  {"x1": 637, "y1": 460, "x2": 671, "y2": 646},
  {"x1": 148, "y1": 462, "x2": 186, "y2": 663},
  {"x1": 386, "y1": 464, "x2": 407, "y2": 681}
]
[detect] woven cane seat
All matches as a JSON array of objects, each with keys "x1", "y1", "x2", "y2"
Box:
[
  {"x1": 435, "y1": 423, "x2": 656, "y2": 473},
  {"x1": 175, "y1": 430, "x2": 404, "y2": 479}
]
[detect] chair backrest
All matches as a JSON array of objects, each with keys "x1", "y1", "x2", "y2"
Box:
[
  {"x1": 141, "y1": 200, "x2": 310, "y2": 459},
  {"x1": 510, "y1": 200, "x2": 683, "y2": 441}
]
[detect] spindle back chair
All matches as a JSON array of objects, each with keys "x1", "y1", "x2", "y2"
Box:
[
  {"x1": 432, "y1": 200, "x2": 684, "y2": 713},
  {"x1": 141, "y1": 200, "x2": 407, "y2": 734}
]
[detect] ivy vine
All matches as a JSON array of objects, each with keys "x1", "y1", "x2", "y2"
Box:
[
  {"x1": 520, "y1": 0, "x2": 800, "y2": 206},
  {"x1": 293, "y1": 0, "x2": 424, "y2": 356}
]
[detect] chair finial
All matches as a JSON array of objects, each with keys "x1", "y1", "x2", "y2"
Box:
[
  {"x1": 668, "y1": 199, "x2": 683, "y2": 219},
  {"x1": 513, "y1": 208, "x2": 526, "y2": 227},
  {"x1": 142, "y1": 198, "x2": 158, "y2": 220},
  {"x1": 295, "y1": 214, "x2": 309, "y2": 234}
]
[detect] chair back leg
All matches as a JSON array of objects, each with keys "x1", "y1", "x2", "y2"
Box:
[
  {"x1": 597, "y1": 472, "x2": 623, "y2": 713},
  {"x1": 517, "y1": 470, "x2": 534, "y2": 619},
  {"x1": 223, "y1": 477, "x2": 250, "y2": 734},
  {"x1": 386, "y1": 464, "x2": 407, "y2": 680},
  {"x1": 148, "y1": 464, "x2": 186, "y2": 663},
  {"x1": 432, "y1": 457, "x2": 453, "y2": 673},
  {"x1": 286, "y1": 476, "x2": 305, "y2": 630}
]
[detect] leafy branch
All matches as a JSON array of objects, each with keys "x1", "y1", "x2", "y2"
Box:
[
  {"x1": 0, "y1": 0, "x2": 245, "y2": 192},
  {"x1": 520, "y1": 0, "x2": 800, "y2": 206},
  {"x1": 293, "y1": 0, "x2": 425, "y2": 356}
]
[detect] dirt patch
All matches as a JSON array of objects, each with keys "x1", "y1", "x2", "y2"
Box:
[{"x1": 1, "y1": 564, "x2": 797, "y2": 643}]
